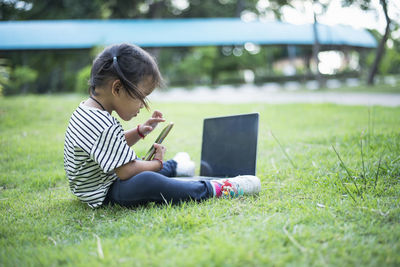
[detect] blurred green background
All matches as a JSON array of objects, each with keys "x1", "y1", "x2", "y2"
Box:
[{"x1": 0, "y1": 0, "x2": 399, "y2": 95}]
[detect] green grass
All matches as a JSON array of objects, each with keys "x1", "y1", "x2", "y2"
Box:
[{"x1": 1, "y1": 94, "x2": 399, "y2": 266}]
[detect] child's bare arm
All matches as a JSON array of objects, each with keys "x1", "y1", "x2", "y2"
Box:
[
  {"x1": 115, "y1": 159, "x2": 162, "y2": 180},
  {"x1": 114, "y1": 143, "x2": 166, "y2": 180}
]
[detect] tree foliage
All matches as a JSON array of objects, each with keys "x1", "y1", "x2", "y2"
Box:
[
  {"x1": 341, "y1": 0, "x2": 396, "y2": 85},
  {"x1": 0, "y1": 0, "x2": 399, "y2": 94},
  {"x1": 0, "y1": 0, "x2": 265, "y2": 94}
]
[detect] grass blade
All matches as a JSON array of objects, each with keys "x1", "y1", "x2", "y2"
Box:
[
  {"x1": 367, "y1": 107, "x2": 371, "y2": 148},
  {"x1": 283, "y1": 220, "x2": 306, "y2": 253},
  {"x1": 331, "y1": 145, "x2": 357, "y2": 203},
  {"x1": 360, "y1": 137, "x2": 367, "y2": 190},
  {"x1": 332, "y1": 145, "x2": 362, "y2": 197},
  {"x1": 93, "y1": 234, "x2": 104, "y2": 259},
  {"x1": 374, "y1": 153, "x2": 384, "y2": 190},
  {"x1": 270, "y1": 130, "x2": 297, "y2": 169}
]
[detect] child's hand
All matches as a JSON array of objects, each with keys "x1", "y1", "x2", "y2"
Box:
[
  {"x1": 153, "y1": 143, "x2": 166, "y2": 161},
  {"x1": 139, "y1": 110, "x2": 165, "y2": 137}
]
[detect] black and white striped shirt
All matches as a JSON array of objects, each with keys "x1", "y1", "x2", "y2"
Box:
[{"x1": 64, "y1": 103, "x2": 136, "y2": 208}]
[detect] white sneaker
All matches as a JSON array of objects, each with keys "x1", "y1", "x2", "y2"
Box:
[
  {"x1": 211, "y1": 175, "x2": 261, "y2": 197},
  {"x1": 173, "y1": 152, "x2": 195, "y2": 177}
]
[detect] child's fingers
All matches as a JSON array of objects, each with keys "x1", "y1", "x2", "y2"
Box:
[
  {"x1": 148, "y1": 117, "x2": 165, "y2": 123},
  {"x1": 153, "y1": 143, "x2": 165, "y2": 149},
  {"x1": 153, "y1": 143, "x2": 166, "y2": 155},
  {"x1": 153, "y1": 144, "x2": 166, "y2": 161},
  {"x1": 152, "y1": 110, "x2": 163, "y2": 118},
  {"x1": 147, "y1": 117, "x2": 165, "y2": 127}
]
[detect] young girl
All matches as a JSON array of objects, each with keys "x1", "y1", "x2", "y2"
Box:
[{"x1": 64, "y1": 43, "x2": 261, "y2": 208}]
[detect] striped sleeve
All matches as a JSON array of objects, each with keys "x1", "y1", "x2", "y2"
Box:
[{"x1": 90, "y1": 124, "x2": 136, "y2": 173}]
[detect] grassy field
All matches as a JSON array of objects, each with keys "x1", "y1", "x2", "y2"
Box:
[{"x1": 0, "y1": 94, "x2": 399, "y2": 266}]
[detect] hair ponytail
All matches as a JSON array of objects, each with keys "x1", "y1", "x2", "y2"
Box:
[{"x1": 89, "y1": 43, "x2": 163, "y2": 109}]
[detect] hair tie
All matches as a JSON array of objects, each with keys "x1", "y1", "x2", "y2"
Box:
[{"x1": 113, "y1": 56, "x2": 117, "y2": 63}]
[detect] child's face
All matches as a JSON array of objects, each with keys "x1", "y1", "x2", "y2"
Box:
[{"x1": 113, "y1": 76, "x2": 154, "y2": 121}]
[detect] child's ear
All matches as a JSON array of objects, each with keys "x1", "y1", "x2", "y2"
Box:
[{"x1": 111, "y1": 79, "x2": 123, "y2": 97}]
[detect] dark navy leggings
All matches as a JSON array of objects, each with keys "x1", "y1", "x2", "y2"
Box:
[{"x1": 104, "y1": 160, "x2": 213, "y2": 207}]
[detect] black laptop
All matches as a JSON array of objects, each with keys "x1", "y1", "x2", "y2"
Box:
[{"x1": 180, "y1": 113, "x2": 258, "y2": 180}]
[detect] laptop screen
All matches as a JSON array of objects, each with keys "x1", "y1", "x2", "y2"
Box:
[{"x1": 200, "y1": 113, "x2": 259, "y2": 177}]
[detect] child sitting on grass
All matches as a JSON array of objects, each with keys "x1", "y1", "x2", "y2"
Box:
[{"x1": 63, "y1": 43, "x2": 261, "y2": 208}]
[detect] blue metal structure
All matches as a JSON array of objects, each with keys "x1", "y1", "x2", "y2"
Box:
[{"x1": 0, "y1": 18, "x2": 376, "y2": 50}]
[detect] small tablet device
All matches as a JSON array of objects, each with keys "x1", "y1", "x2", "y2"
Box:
[{"x1": 143, "y1": 122, "x2": 174, "y2": 161}]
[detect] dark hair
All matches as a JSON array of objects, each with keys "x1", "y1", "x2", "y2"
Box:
[{"x1": 89, "y1": 43, "x2": 163, "y2": 109}]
